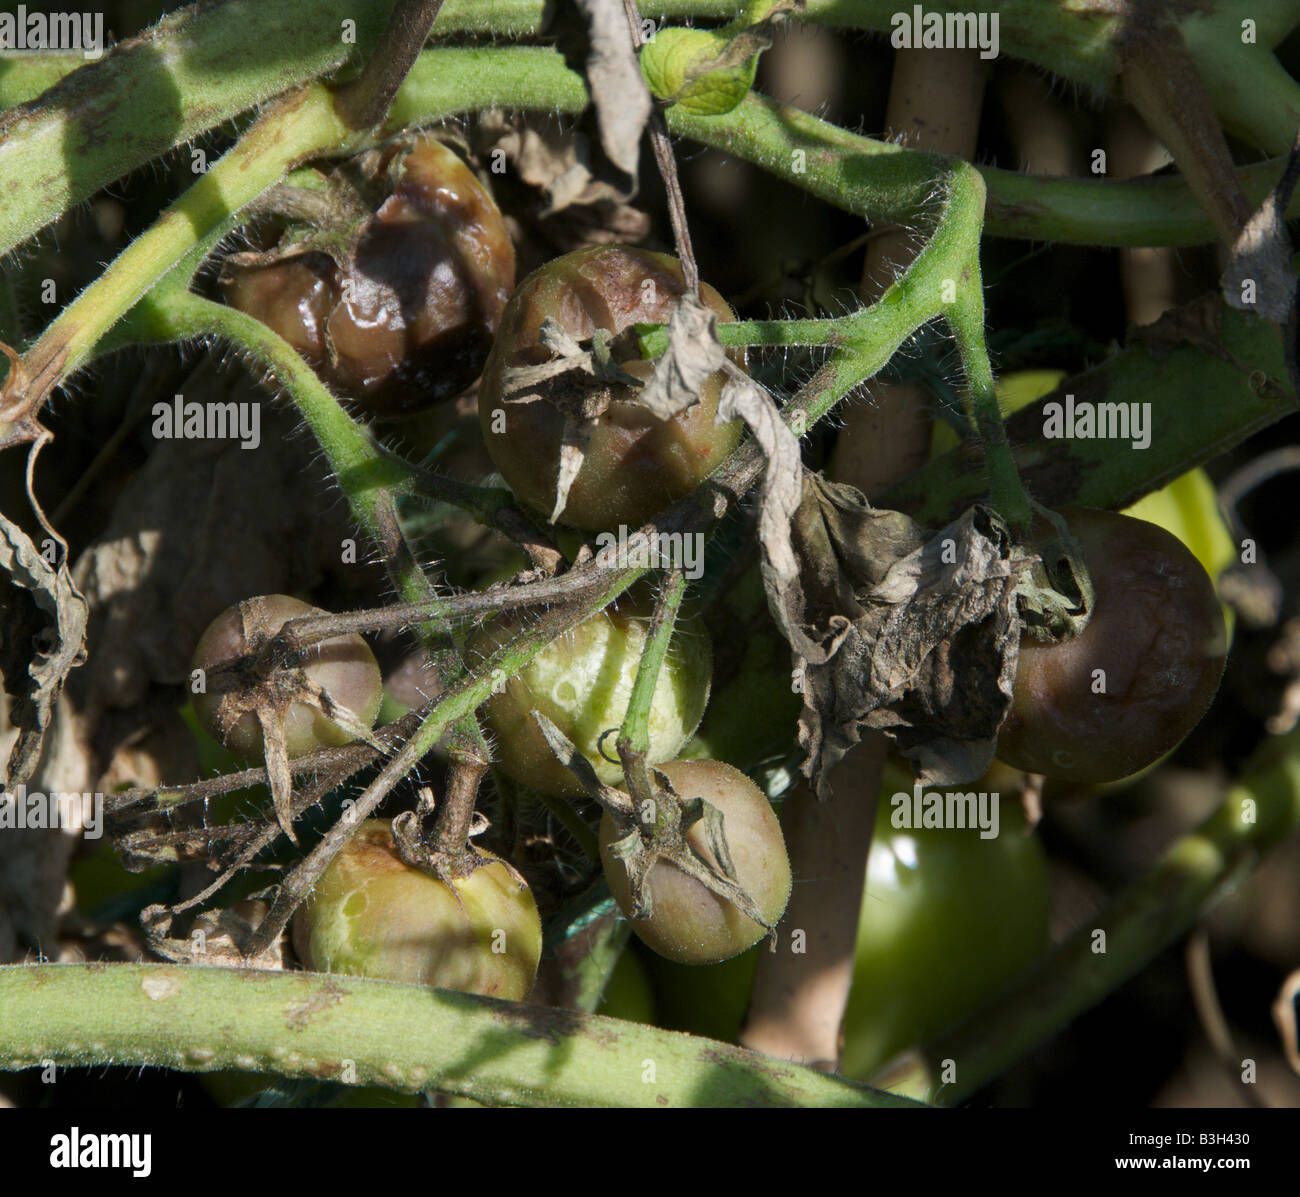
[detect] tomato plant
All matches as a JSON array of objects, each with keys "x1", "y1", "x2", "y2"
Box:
[{"x1": 5, "y1": 0, "x2": 1300, "y2": 1121}]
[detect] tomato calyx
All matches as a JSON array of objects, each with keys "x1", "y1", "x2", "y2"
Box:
[
  {"x1": 530, "y1": 711, "x2": 774, "y2": 933},
  {"x1": 196, "y1": 598, "x2": 383, "y2": 844},
  {"x1": 496, "y1": 320, "x2": 654, "y2": 524},
  {"x1": 1012, "y1": 502, "x2": 1096, "y2": 644}
]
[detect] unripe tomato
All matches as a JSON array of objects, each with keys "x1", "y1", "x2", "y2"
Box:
[
  {"x1": 293, "y1": 819, "x2": 542, "y2": 1000},
  {"x1": 477, "y1": 245, "x2": 744, "y2": 530},
  {"x1": 599, "y1": 758, "x2": 792, "y2": 965},
  {"x1": 474, "y1": 589, "x2": 712, "y2": 797},
  {"x1": 224, "y1": 137, "x2": 514, "y2": 416},
  {"x1": 595, "y1": 946, "x2": 657, "y2": 1023},
  {"x1": 642, "y1": 769, "x2": 1050, "y2": 1079},
  {"x1": 839, "y1": 783, "x2": 1050, "y2": 1080},
  {"x1": 997, "y1": 507, "x2": 1227, "y2": 783},
  {"x1": 191, "y1": 595, "x2": 384, "y2": 762}
]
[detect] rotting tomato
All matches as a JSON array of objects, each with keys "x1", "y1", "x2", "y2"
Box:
[
  {"x1": 293, "y1": 818, "x2": 542, "y2": 1000},
  {"x1": 997, "y1": 506, "x2": 1227, "y2": 783},
  {"x1": 190, "y1": 594, "x2": 384, "y2": 762},
  {"x1": 223, "y1": 136, "x2": 515, "y2": 417},
  {"x1": 599, "y1": 758, "x2": 791, "y2": 966},
  {"x1": 473, "y1": 587, "x2": 713, "y2": 797},
  {"x1": 476, "y1": 245, "x2": 745, "y2": 530}
]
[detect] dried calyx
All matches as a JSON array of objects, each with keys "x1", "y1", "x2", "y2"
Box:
[
  {"x1": 190, "y1": 594, "x2": 384, "y2": 843},
  {"x1": 531, "y1": 712, "x2": 790, "y2": 964}
]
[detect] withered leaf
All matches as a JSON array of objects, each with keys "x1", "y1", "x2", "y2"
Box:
[
  {"x1": 719, "y1": 365, "x2": 818, "y2": 661},
  {"x1": 636, "y1": 295, "x2": 727, "y2": 419},
  {"x1": 1220, "y1": 130, "x2": 1300, "y2": 397},
  {"x1": 574, "y1": 0, "x2": 652, "y2": 196},
  {"x1": 788, "y1": 475, "x2": 1024, "y2": 795},
  {"x1": 0, "y1": 510, "x2": 88, "y2": 788},
  {"x1": 499, "y1": 320, "x2": 641, "y2": 522}
]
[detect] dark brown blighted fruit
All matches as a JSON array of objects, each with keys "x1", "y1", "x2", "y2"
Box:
[
  {"x1": 997, "y1": 507, "x2": 1227, "y2": 784},
  {"x1": 477, "y1": 245, "x2": 744, "y2": 531},
  {"x1": 223, "y1": 137, "x2": 515, "y2": 417},
  {"x1": 598, "y1": 758, "x2": 791, "y2": 965},
  {"x1": 191, "y1": 594, "x2": 384, "y2": 761}
]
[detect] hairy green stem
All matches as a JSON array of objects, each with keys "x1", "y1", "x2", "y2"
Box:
[
  {"x1": 943, "y1": 178, "x2": 1033, "y2": 533},
  {"x1": 619, "y1": 572, "x2": 688, "y2": 758},
  {"x1": 4, "y1": 83, "x2": 356, "y2": 438},
  {"x1": 0, "y1": 963, "x2": 918, "y2": 1107}
]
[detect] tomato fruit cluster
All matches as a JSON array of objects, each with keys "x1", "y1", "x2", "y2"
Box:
[{"x1": 641, "y1": 772, "x2": 1050, "y2": 1077}]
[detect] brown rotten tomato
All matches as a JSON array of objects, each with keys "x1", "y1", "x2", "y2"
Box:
[
  {"x1": 997, "y1": 507, "x2": 1227, "y2": 784},
  {"x1": 191, "y1": 594, "x2": 383, "y2": 761},
  {"x1": 477, "y1": 246, "x2": 744, "y2": 530},
  {"x1": 293, "y1": 819, "x2": 542, "y2": 999},
  {"x1": 600, "y1": 759, "x2": 791, "y2": 965},
  {"x1": 222, "y1": 137, "x2": 515, "y2": 416}
]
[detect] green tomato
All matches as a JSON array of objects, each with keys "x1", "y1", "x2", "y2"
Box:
[
  {"x1": 191, "y1": 594, "x2": 384, "y2": 762},
  {"x1": 293, "y1": 819, "x2": 542, "y2": 1000},
  {"x1": 642, "y1": 765, "x2": 1050, "y2": 1078},
  {"x1": 595, "y1": 945, "x2": 657, "y2": 1024},
  {"x1": 840, "y1": 776, "x2": 1051, "y2": 1080},
  {"x1": 600, "y1": 758, "x2": 791, "y2": 965},
  {"x1": 475, "y1": 589, "x2": 712, "y2": 797}
]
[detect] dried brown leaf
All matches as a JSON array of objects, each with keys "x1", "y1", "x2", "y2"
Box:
[
  {"x1": 637, "y1": 295, "x2": 727, "y2": 419},
  {"x1": 0, "y1": 509, "x2": 88, "y2": 788},
  {"x1": 574, "y1": 0, "x2": 652, "y2": 195},
  {"x1": 788, "y1": 476, "x2": 1025, "y2": 795}
]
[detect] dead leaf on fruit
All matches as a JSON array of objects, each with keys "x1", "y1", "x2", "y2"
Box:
[
  {"x1": 785, "y1": 476, "x2": 1025, "y2": 794},
  {"x1": 499, "y1": 320, "x2": 650, "y2": 522},
  {"x1": 635, "y1": 295, "x2": 727, "y2": 420},
  {"x1": 470, "y1": 114, "x2": 651, "y2": 251}
]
